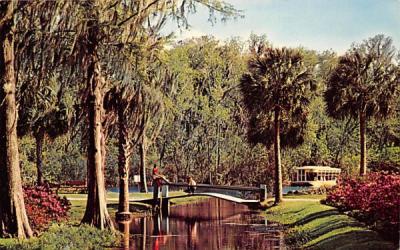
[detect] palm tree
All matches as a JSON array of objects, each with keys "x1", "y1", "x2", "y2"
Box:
[
  {"x1": 104, "y1": 82, "x2": 143, "y2": 220},
  {"x1": 240, "y1": 47, "x2": 316, "y2": 204},
  {"x1": 18, "y1": 78, "x2": 72, "y2": 186},
  {"x1": 325, "y1": 35, "x2": 399, "y2": 176}
]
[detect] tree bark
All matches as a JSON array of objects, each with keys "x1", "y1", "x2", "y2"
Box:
[
  {"x1": 139, "y1": 135, "x2": 148, "y2": 193},
  {"x1": 81, "y1": 22, "x2": 114, "y2": 230},
  {"x1": 35, "y1": 130, "x2": 45, "y2": 186},
  {"x1": 101, "y1": 128, "x2": 108, "y2": 186},
  {"x1": 0, "y1": 1, "x2": 33, "y2": 237},
  {"x1": 215, "y1": 121, "x2": 220, "y2": 184},
  {"x1": 208, "y1": 140, "x2": 212, "y2": 184},
  {"x1": 273, "y1": 108, "x2": 283, "y2": 204},
  {"x1": 359, "y1": 110, "x2": 367, "y2": 176},
  {"x1": 117, "y1": 106, "x2": 130, "y2": 215}
]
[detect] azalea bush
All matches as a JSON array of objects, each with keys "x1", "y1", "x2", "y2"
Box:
[
  {"x1": 24, "y1": 186, "x2": 71, "y2": 232},
  {"x1": 325, "y1": 173, "x2": 400, "y2": 241}
]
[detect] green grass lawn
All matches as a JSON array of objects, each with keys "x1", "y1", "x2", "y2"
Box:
[
  {"x1": 169, "y1": 196, "x2": 210, "y2": 206},
  {"x1": 283, "y1": 194, "x2": 327, "y2": 200},
  {"x1": 64, "y1": 190, "x2": 206, "y2": 224},
  {"x1": 265, "y1": 200, "x2": 396, "y2": 250},
  {"x1": 60, "y1": 190, "x2": 187, "y2": 200}
]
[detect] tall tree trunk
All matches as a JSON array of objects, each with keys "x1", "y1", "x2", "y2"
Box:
[
  {"x1": 117, "y1": 106, "x2": 130, "y2": 216},
  {"x1": 215, "y1": 121, "x2": 220, "y2": 184},
  {"x1": 35, "y1": 130, "x2": 44, "y2": 186},
  {"x1": 359, "y1": 110, "x2": 367, "y2": 176},
  {"x1": 81, "y1": 23, "x2": 113, "y2": 230},
  {"x1": 139, "y1": 135, "x2": 148, "y2": 193},
  {"x1": 207, "y1": 140, "x2": 212, "y2": 184},
  {"x1": 0, "y1": 1, "x2": 33, "y2": 237},
  {"x1": 101, "y1": 129, "x2": 108, "y2": 186},
  {"x1": 273, "y1": 108, "x2": 283, "y2": 204}
]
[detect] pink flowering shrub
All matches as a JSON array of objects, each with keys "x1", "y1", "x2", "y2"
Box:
[
  {"x1": 24, "y1": 186, "x2": 71, "y2": 232},
  {"x1": 325, "y1": 173, "x2": 400, "y2": 240}
]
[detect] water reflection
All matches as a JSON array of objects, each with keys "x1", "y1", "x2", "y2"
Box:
[
  {"x1": 118, "y1": 222, "x2": 130, "y2": 250},
  {"x1": 118, "y1": 198, "x2": 285, "y2": 249}
]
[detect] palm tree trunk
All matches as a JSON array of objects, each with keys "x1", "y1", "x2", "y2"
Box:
[
  {"x1": 81, "y1": 22, "x2": 114, "y2": 230},
  {"x1": 208, "y1": 140, "x2": 212, "y2": 184},
  {"x1": 273, "y1": 108, "x2": 283, "y2": 204},
  {"x1": 117, "y1": 106, "x2": 130, "y2": 218},
  {"x1": 0, "y1": 2, "x2": 33, "y2": 237},
  {"x1": 139, "y1": 135, "x2": 148, "y2": 193},
  {"x1": 215, "y1": 121, "x2": 220, "y2": 184},
  {"x1": 359, "y1": 110, "x2": 367, "y2": 176},
  {"x1": 35, "y1": 130, "x2": 45, "y2": 186}
]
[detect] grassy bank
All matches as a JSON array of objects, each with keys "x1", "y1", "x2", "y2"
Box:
[
  {"x1": 65, "y1": 191, "x2": 208, "y2": 223},
  {"x1": 1, "y1": 191, "x2": 207, "y2": 249},
  {"x1": 0, "y1": 224, "x2": 120, "y2": 250},
  {"x1": 265, "y1": 199, "x2": 396, "y2": 250}
]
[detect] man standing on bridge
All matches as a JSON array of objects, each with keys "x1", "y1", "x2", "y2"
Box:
[{"x1": 152, "y1": 164, "x2": 169, "y2": 208}]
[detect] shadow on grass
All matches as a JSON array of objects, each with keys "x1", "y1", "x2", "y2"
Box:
[
  {"x1": 292, "y1": 209, "x2": 338, "y2": 226},
  {"x1": 284, "y1": 206, "x2": 396, "y2": 250},
  {"x1": 308, "y1": 219, "x2": 361, "y2": 236},
  {"x1": 305, "y1": 230, "x2": 395, "y2": 250}
]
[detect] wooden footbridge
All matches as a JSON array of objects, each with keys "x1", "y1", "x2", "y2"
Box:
[
  {"x1": 132, "y1": 182, "x2": 267, "y2": 214},
  {"x1": 164, "y1": 192, "x2": 259, "y2": 206}
]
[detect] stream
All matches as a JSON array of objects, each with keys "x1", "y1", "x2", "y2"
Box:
[{"x1": 115, "y1": 198, "x2": 285, "y2": 249}]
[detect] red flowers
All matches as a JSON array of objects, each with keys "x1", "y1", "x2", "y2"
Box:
[
  {"x1": 24, "y1": 186, "x2": 71, "y2": 232},
  {"x1": 326, "y1": 173, "x2": 400, "y2": 226}
]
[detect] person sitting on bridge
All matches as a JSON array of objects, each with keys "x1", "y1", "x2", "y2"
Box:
[{"x1": 186, "y1": 176, "x2": 196, "y2": 194}]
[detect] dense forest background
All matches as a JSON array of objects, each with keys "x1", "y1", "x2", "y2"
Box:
[{"x1": 18, "y1": 35, "x2": 400, "y2": 190}]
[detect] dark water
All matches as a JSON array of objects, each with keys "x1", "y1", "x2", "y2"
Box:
[{"x1": 116, "y1": 198, "x2": 285, "y2": 250}]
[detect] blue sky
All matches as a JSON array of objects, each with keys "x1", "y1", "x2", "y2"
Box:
[{"x1": 164, "y1": 0, "x2": 400, "y2": 54}]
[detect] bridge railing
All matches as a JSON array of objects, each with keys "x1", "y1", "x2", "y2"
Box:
[{"x1": 164, "y1": 182, "x2": 267, "y2": 202}]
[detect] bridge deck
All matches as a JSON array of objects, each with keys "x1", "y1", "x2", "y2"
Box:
[
  {"x1": 167, "y1": 193, "x2": 259, "y2": 204},
  {"x1": 129, "y1": 192, "x2": 260, "y2": 205}
]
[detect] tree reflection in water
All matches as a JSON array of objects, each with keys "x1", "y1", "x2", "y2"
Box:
[
  {"x1": 119, "y1": 198, "x2": 284, "y2": 249},
  {"x1": 118, "y1": 222, "x2": 130, "y2": 249}
]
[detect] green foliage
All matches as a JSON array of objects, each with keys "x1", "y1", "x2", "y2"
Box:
[
  {"x1": 0, "y1": 224, "x2": 121, "y2": 250},
  {"x1": 17, "y1": 75, "x2": 73, "y2": 140},
  {"x1": 19, "y1": 134, "x2": 86, "y2": 185},
  {"x1": 157, "y1": 37, "x2": 254, "y2": 184},
  {"x1": 240, "y1": 46, "x2": 316, "y2": 148},
  {"x1": 325, "y1": 35, "x2": 398, "y2": 120},
  {"x1": 13, "y1": 34, "x2": 398, "y2": 189},
  {"x1": 19, "y1": 137, "x2": 37, "y2": 184}
]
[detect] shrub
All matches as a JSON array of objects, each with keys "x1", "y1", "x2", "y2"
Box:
[
  {"x1": 369, "y1": 160, "x2": 400, "y2": 174},
  {"x1": 325, "y1": 173, "x2": 400, "y2": 241},
  {"x1": 24, "y1": 186, "x2": 71, "y2": 232},
  {"x1": 2, "y1": 224, "x2": 121, "y2": 250}
]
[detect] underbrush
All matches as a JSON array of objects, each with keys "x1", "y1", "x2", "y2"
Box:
[{"x1": 0, "y1": 224, "x2": 121, "y2": 250}]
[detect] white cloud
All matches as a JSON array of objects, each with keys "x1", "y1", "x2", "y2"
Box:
[{"x1": 173, "y1": 28, "x2": 207, "y2": 40}]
